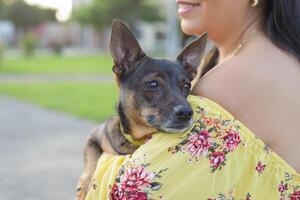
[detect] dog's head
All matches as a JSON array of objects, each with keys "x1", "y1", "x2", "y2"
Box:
[{"x1": 110, "y1": 20, "x2": 207, "y2": 138}]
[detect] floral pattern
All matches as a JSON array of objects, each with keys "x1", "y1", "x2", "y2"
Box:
[
  {"x1": 278, "y1": 172, "x2": 300, "y2": 200},
  {"x1": 207, "y1": 185, "x2": 252, "y2": 200},
  {"x1": 185, "y1": 129, "x2": 212, "y2": 157},
  {"x1": 209, "y1": 151, "x2": 226, "y2": 170},
  {"x1": 223, "y1": 131, "x2": 241, "y2": 152},
  {"x1": 168, "y1": 106, "x2": 242, "y2": 172},
  {"x1": 255, "y1": 161, "x2": 266, "y2": 176},
  {"x1": 109, "y1": 155, "x2": 167, "y2": 200}
]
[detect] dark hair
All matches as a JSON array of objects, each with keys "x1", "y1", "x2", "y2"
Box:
[
  {"x1": 265, "y1": 0, "x2": 300, "y2": 61},
  {"x1": 200, "y1": 0, "x2": 300, "y2": 77}
]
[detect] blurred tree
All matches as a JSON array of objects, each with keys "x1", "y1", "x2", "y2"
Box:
[
  {"x1": 5, "y1": 0, "x2": 56, "y2": 31},
  {"x1": 20, "y1": 32, "x2": 37, "y2": 57},
  {"x1": 73, "y1": 0, "x2": 163, "y2": 30},
  {"x1": 141, "y1": 3, "x2": 164, "y2": 23},
  {"x1": 0, "y1": 1, "x2": 8, "y2": 20},
  {"x1": 73, "y1": 2, "x2": 108, "y2": 31}
]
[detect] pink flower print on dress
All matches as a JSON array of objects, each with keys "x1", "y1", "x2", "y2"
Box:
[
  {"x1": 209, "y1": 151, "x2": 225, "y2": 170},
  {"x1": 110, "y1": 184, "x2": 126, "y2": 200},
  {"x1": 255, "y1": 161, "x2": 266, "y2": 176},
  {"x1": 110, "y1": 184, "x2": 148, "y2": 200},
  {"x1": 121, "y1": 166, "x2": 154, "y2": 192},
  {"x1": 109, "y1": 158, "x2": 166, "y2": 200},
  {"x1": 290, "y1": 191, "x2": 300, "y2": 200},
  {"x1": 223, "y1": 130, "x2": 241, "y2": 152},
  {"x1": 186, "y1": 130, "x2": 212, "y2": 158},
  {"x1": 278, "y1": 181, "x2": 288, "y2": 193},
  {"x1": 245, "y1": 193, "x2": 251, "y2": 200}
]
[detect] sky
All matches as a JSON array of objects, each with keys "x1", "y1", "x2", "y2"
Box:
[{"x1": 24, "y1": 0, "x2": 73, "y2": 22}]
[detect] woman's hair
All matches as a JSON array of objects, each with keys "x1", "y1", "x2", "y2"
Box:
[
  {"x1": 200, "y1": 0, "x2": 300, "y2": 77},
  {"x1": 265, "y1": 0, "x2": 300, "y2": 61}
]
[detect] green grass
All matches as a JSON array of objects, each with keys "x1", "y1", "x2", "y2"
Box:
[
  {"x1": 0, "y1": 55, "x2": 113, "y2": 75},
  {"x1": 0, "y1": 82, "x2": 118, "y2": 122}
]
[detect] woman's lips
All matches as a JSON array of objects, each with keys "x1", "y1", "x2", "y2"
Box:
[{"x1": 176, "y1": 1, "x2": 201, "y2": 16}]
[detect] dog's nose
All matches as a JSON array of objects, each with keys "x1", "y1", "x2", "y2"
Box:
[{"x1": 174, "y1": 105, "x2": 193, "y2": 121}]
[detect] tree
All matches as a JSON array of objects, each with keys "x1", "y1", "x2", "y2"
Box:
[
  {"x1": 0, "y1": 1, "x2": 9, "y2": 20},
  {"x1": 20, "y1": 32, "x2": 37, "y2": 56},
  {"x1": 5, "y1": 0, "x2": 56, "y2": 31},
  {"x1": 73, "y1": 0, "x2": 163, "y2": 31}
]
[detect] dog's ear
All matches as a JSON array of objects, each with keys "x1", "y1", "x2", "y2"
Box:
[
  {"x1": 176, "y1": 33, "x2": 208, "y2": 81},
  {"x1": 110, "y1": 19, "x2": 145, "y2": 75}
]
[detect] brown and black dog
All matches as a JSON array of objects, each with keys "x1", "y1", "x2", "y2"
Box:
[{"x1": 76, "y1": 20, "x2": 207, "y2": 199}]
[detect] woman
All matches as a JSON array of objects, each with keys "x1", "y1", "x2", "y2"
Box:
[{"x1": 86, "y1": 0, "x2": 300, "y2": 199}]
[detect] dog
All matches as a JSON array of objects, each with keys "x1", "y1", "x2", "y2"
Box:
[{"x1": 76, "y1": 19, "x2": 207, "y2": 200}]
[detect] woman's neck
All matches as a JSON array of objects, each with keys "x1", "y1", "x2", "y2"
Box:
[{"x1": 213, "y1": 16, "x2": 263, "y2": 63}]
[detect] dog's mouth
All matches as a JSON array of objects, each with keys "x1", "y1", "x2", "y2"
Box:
[
  {"x1": 159, "y1": 119, "x2": 194, "y2": 133},
  {"x1": 145, "y1": 112, "x2": 194, "y2": 133}
]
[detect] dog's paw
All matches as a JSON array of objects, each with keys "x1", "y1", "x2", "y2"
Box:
[
  {"x1": 76, "y1": 182, "x2": 85, "y2": 200},
  {"x1": 76, "y1": 174, "x2": 92, "y2": 200}
]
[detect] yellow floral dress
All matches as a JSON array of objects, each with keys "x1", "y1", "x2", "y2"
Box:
[{"x1": 86, "y1": 95, "x2": 300, "y2": 200}]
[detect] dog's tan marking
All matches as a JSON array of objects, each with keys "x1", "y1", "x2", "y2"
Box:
[{"x1": 121, "y1": 91, "x2": 157, "y2": 139}]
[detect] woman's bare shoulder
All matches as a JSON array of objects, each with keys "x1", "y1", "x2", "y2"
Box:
[
  {"x1": 192, "y1": 44, "x2": 300, "y2": 118},
  {"x1": 192, "y1": 56, "x2": 262, "y2": 116}
]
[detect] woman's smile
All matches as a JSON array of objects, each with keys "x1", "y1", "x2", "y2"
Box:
[{"x1": 176, "y1": 0, "x2": 201, "y2": 17}]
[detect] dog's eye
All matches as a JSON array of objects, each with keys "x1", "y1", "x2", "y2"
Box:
[
  {"x1": 146, "y1": 80, "x2": 160, "y2": 89},
  {"x1": 183, "y1": 83, "x2": 191, "y2": 90},
  {"x1": 182, "y1": 82, "x2": 191, "y2": 96}
]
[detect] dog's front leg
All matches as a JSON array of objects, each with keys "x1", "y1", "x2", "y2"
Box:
[{"x1": 76, "y1": 126, "x2": 103, "y2": 200}]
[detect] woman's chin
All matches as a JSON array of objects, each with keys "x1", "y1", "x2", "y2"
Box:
[{"x1": 180, "y1": 20, "x2": 205, "y2": 36}]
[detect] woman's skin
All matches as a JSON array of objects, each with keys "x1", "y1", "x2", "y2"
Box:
[{"x1": 176, "y1": 0, "x2": 300, "y2": 172}]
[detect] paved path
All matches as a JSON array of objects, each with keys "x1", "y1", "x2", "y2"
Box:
[
  {"x1": 0, "y1": 74, "x2": 114, "y2": 83},
  {"x1": 0, "y1": 95, "x2": 97, "y2": 200}
]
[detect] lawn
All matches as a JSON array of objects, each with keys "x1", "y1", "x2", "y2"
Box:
[
  {"x1": 0, "y1": 82, "x2": 118, "y2": 122},
  {"x1": 0, "y1": 55, "x2": 113, "y2": 75}
]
